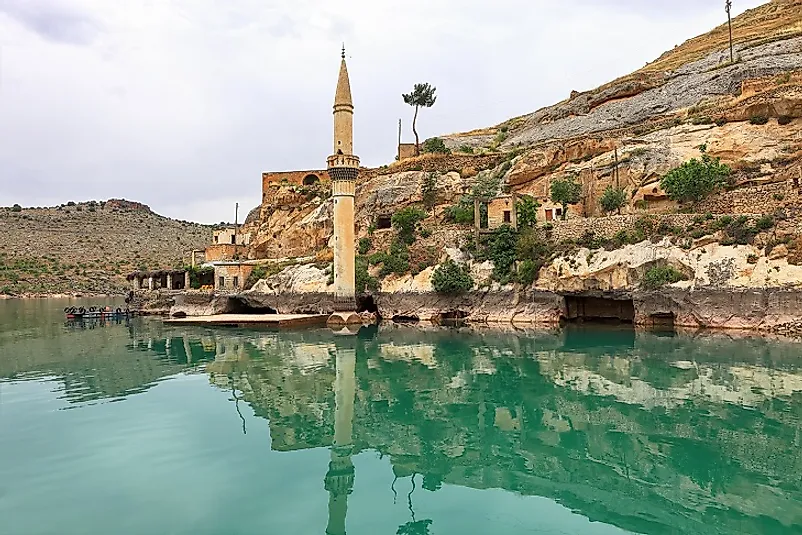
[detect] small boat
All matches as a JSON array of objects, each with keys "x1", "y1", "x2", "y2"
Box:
[{"x1": 64, "y1": 306, "x2": 131, "y2": 320}]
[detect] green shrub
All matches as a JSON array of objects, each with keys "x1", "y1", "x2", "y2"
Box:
[
  {"x1": 550, "y1": 175, "x2": 582, "y2": 220},
  {"x1": 755, "y1": 215, "x2": 775, "y2": 231},
  {"x1": 750, "y1": 115, "x2": 769, "y2": 125},
  {"x1": 445, "y1": 199, "x2": 474, "y2": 225},
  {"x1": 431, "y1": 260, "x2": 474, "y2": 294},
  {"x1": 660, "y1": 148, "x2": 732, "y2": 204},
  {"x1": 715, "y1": 117, "x2": 728, "y2": 127},
  {"x1": 422, "y1": 137, "x2": 450, "y2": 154},
  {"x1": 542, "y1": 222, "x2": 554, "y2": 231},
  {"x1": 599, "y1": 186, "x2": 627, "y2": 215},
  {"x1": 244, "y1": 265, "x2": 268, "y2": 290},
  {"x1": 421, "y1": 172, "x2": 438, "y2": 210},
  {"x1": 358, "y1": 237, "x2": 372, "y2": 255},
  {"x1": 420, "y1": 228, "x2": 432, "y2": 239},
  {"x1": 642, "y1": 265, "x2": 687, "y2": 289},
  {"x1": 516, "y1": 195, "x2": 540, "y2": 229},
  {"x1": 458, "y1": 145, "x2": 474, "y2": 154},
  {"x1": 355, "y1": 256, "x2": 379, "y2": 293},
  {"x1": 517, "y1": 260, "x2": 541, "y2": 287},
  {"x1": 392, "y1": 207, "x2": 427, "y2": 245},
  {"x1": 371, "y1": 240, "x2": 410, "y2": 277},
  {"x1": 778, "y1": 115, "x2": 793, "y2": 126},
  {"x1": 11, "y1": 204, "x2": 21, "y2": 212},
  {"x1": 487, "y1": 226, "x2": 519, "y2": 283},
  {"x1": 773, "y1": 193, "x2": 786, "y2": 201}
]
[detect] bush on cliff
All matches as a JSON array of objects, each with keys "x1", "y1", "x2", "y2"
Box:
[
  {"x1": 244, "y1": 265, "x2": 268, "y2": 290},
  {"x1": 432, "y1": 260, "x2": 474, "y2": 294},
  {"x1": 550, "y1": 175, "x2": 582, "y2": 220},
  {"x1": 444, "y1": 198, "x2": 474, "y2": 225},
  {"x1": 487, "y1": 226, "x2": 519, "y2": 284},
  {"x1": 599, "y1": 186, "x2": 626, "y2": 215},
  {"x1": 356, "y1": 256, "x2": 380, "y2": 293},
  {"x1": 641, "y1": 265, "x2": 687, "y2": 289},
  {"x1": 422, "y1": 137, "x2": 450, "y2": 154},
  {"x1": 358, "y1": 237, "x2": 372, "y2": 255},
  {"x1": 660, "y1": 148, "x2": 731, "y2": 204},
  {"x1": 516, "y1": 195, "x2": 540, "y2": 229},
  {"x1": 392, "y1": 207, "x2": 427, "y2": 245}
]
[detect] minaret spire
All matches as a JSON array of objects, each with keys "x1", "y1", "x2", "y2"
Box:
[{"x1": 327, "y1": 46, "x2": 361, "y2": 326}]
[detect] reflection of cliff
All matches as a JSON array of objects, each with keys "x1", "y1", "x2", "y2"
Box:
[{"x1": 213, "y1": 327, "x2": 802, "y2": 535}]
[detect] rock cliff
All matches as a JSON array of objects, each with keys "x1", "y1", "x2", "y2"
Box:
[{"x1": 231, "y1": 1, "x2": 802, "y2": 332}]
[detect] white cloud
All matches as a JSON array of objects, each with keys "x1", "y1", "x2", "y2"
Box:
[{"x1": 0, "y1": 0, "x2": 767, "y2": 223}]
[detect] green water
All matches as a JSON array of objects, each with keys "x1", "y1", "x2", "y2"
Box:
[{"x1": 2, "y1": 300, "x2": 802, "y2": 535}]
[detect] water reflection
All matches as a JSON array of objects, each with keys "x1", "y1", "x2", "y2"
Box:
[{"x1": 3, "y1": 315, "x2": 802, "y2": 534}]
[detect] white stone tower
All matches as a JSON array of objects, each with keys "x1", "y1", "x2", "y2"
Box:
[{"x1": 327, "y1": 46, "x2": 361, "y2": 326}]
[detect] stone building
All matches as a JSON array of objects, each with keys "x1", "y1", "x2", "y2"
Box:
[{"x1": 213, "y1": 262, "x2": 255, "y2": 292}]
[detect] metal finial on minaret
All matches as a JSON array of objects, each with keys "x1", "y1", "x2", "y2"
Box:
[{"x1": 342, "y1": 43, "x2": 346, "y2": 59}]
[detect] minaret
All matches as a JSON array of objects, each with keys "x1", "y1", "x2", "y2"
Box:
[
  {"x1": 327, "y1": 45, "x2": 361, "y2": 326},
  {"x1": 323, "y1": 342, "x2": 357, "y2": 535}
]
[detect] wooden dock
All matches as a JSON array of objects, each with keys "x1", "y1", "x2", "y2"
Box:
[{"x1": 163, "y1": 314, "x2": 329, "y2": 328}]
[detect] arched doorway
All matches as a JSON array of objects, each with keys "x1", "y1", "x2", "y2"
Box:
[{"x1": 303, "y1": 174, "x2": 320, "y2": 186}]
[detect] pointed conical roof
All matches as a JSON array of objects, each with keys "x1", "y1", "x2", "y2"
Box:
[{"x1": 334, "y1": 56, "x2": 352, "y2": 107}]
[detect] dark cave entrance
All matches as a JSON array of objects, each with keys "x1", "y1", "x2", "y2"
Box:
[
  {"x1": 357, "y1": 295, "x2": 379, "y2": 316},
  {"x1": 229, "y1": 298, "x2": 277, "y2": 315},
  {"x1": 562, "y1": 295, "x2": 635, "y2": 325},
  {"x1": 376, "y1": 215, "x2": 392, "y2": 230}
]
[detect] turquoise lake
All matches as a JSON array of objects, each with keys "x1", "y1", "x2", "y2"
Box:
[{"x1": 1, "y1": 298, "x2": 801, "y2": 534}]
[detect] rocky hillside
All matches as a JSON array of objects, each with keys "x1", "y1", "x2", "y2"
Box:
[
  {"x1": 227, "y1": 0, "x2": 802, "y2": 332},
  {"x1": 0, "y1": 200, "x2": 212, "y2": 296}
]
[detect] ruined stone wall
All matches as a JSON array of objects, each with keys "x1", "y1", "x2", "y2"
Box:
[
  {"x1": 374, "y1": 153, "x2": 506, "y2": 177},
  {"x1": 213, "y1": 264, "x2": 254, "y2": 292},
  {"x1": 550, "y1": 214, "x2": 707, "y2": 242},
  {"x1": 698, "y1": 179, "x2": 799, "y2": 214},
  {"x1": 262, "y1": 170, "x2": 330, "y2": 199},
  {"x1": 398, "y1": 143, "x2": 417, "y2": 161}
]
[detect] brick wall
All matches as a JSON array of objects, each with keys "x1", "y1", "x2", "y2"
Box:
[{"x1": 205, "y1": 244, "x2": 247, "y2": 262}]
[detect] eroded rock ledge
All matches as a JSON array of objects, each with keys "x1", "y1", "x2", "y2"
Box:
[{"x1": 160, "y1": 287, "x2": 802, "y2": 335}]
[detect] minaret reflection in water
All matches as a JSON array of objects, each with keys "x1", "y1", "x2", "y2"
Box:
[{"x1": 324, "y1": 337, "x2": 357, "y2": 535}]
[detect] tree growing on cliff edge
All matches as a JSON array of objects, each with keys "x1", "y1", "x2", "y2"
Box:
[
  {"x1": 660, "y1": 147, "x2": 732, "y2": 205},
  {"x1": 516, "y1": 195, "x2": 540, "y2": 229},
  {"x1": 402, "y1": 83, "x2": 437, "y2": 156},
  {"x1": 600, "y1": 186, "x2": 627, "y2": 215},
  {"x1": 550, "y1": 175, "x2": 582, "y2": 220}
]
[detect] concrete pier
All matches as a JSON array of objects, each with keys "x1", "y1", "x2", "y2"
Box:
[{"x1": 164, "y1": 314, "x2": 329, "y2": 328}]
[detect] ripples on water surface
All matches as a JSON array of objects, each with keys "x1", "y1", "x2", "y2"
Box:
[{"x1": 1, "y1": 299, "x2": 802, "y2": 534}]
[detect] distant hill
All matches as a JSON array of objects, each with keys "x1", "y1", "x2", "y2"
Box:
[{"x1": 0, "y1": 199, "x2": 212, "y2": 296}]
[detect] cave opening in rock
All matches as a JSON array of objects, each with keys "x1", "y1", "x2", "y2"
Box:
[
  {"x1": 229, "y1": 298, "x2": 277, "y2": 315},
  {"x1": 376, "y1": 216, "x2": 392, "y2": 230},
  {"x1": 562, "y1": 296, "x2": 635, "y2": 325},
  {"x1": 392, "y1": 315, "x2": 420, "y2": 324},
  {"x1": 439, "y1": 310, "x2": 468, "y2": 321},
  {"x1": 648, "y1": 312, "x2": 676, "y2": 332},
  {"x1": 357, "y1": 295, "x2": 379, "y2": 315}
]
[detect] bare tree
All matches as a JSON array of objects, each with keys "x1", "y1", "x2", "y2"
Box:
[{"x1": 726, "y1": 0, "x2": 734, "y2": 63}]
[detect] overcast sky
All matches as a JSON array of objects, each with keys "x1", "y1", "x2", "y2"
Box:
[{"x1": 0, "y1": 0, "x2": 767, "y2": 223}]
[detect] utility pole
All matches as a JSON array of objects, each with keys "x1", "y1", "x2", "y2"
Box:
[
  {"x1": 234, "y1": 202, "x2": 239, "y2": 245},
  {"x1": 726, "y1": 0, "x2": 734, "y2": 63},
  {"x1": 398, "y1": 119, "x2": 402, "y2": 160}
]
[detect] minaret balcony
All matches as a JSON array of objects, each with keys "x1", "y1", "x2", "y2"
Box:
[{"x1": 327, "y1": 154, "x2": 360, "y2": 170}]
